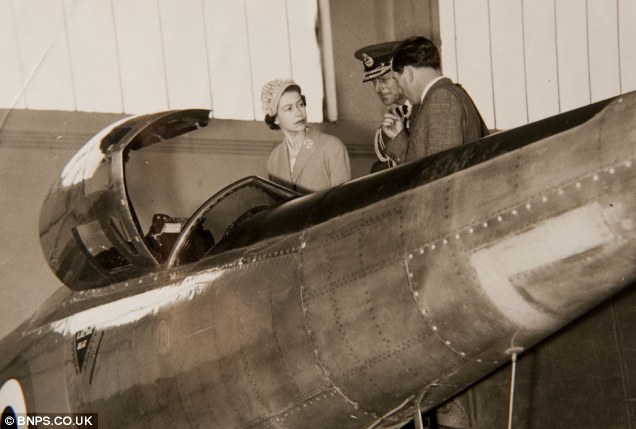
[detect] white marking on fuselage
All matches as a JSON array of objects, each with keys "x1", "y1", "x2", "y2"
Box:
[
  {"x1": 471, "y1": 202, "x2": 615, "y2": 330},
  {"x1": 49, "y1": 269, "x2": 222, "y2": 335},
  {"x1": 0, "y1": 379, "x2": 28, "y2": 429}
]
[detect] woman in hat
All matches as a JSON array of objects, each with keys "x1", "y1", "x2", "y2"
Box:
[{"x1": 261, "y1": 79, "x2": 351, "y2": 194}]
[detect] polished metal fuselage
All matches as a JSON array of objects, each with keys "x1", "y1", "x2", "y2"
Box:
[{"x1": 2, "y1": 93, "x2": 636, "y2": 428}]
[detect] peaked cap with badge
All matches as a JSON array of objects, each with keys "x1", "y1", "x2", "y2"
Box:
[{"x1": 354, "y1": 41, "x2": 400, "y2": 82}]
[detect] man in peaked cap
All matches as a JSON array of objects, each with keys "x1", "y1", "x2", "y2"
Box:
[
  {"x1": 356, "y1": 44, "x2": 477, "y2": 428},
  {"x1": 354, "y1": 41, "x2": 413, "y2": 173}
]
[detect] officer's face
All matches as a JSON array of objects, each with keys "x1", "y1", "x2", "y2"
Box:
[
  {"x1": 275, "y1": 90, "x2": 307, "y2": 132},
  {"x1": 372, "y1": 73, "x2": 403, "y2": 106}
]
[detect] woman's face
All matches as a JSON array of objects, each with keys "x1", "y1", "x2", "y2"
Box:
[{"x1": 275, "y1": 90, "x2": 307, "y2": 132}]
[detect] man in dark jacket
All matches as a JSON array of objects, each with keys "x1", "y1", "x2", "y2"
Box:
[
  {"x1": 383, "y1": 36, "x2": 487, "y2": 164},
  {"x1": 383, "y1": 36, "x2": 484, "y2": 429}
]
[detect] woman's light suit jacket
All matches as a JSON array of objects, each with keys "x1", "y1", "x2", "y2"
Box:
[{"x1": 267, "y1": 128, "x2": 351, "y2": 194}]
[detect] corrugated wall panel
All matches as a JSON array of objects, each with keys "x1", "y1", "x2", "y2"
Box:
[
  {"x1": 158, "y1": 0, "x2": 213, "y2": 110},
  {"x1": 63, "y1": 0, "x2": 123, "y2": 113},
  {"x1": 287, "y1": 0, "x2": 324, "y2": 122},
  {"x1": 454, "y1": 0, "x2": 495, "y2": 129},
  {"x1": 441, "y1": 0, "x2": 634, "y2": 130},
  {"x1": 13, "y1": 0, "x2": 75, "y2": 110},
  {"x1": 522, "y1": 0, "x2": 560, "y2": 123},
  {"x1": 0, "y1": 1, "x2": 26, "y2": 109},
  {"x1": 619, "y1": 0, "x2": 636, "y2": 93},
  {"x1": 204, "y1": 0, "x2": 254, "y2": 120},
  {"x1": 489, "y1": 0, "x2": 527, "y2": 129},
  {"x1": 555, "y1": 0, "x2": 590, "y2": 112},
  {"x1": 111, "y1": 0, "x2": 168, "y2": 114},
  {"x1": 245, "y1": 0, "x2": 293, "y2": 120},
  {"x1": 587, "y1": 0, "x2": 621, "y2": 103},
  {"x1": 438, "y1": 0, "x2": 458, "y2": 82},
  {"x1": 0, "y1": 1, "x2": 323, "y2": 118}
]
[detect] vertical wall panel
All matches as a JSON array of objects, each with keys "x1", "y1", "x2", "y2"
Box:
[
  {"x1": 587, "y1": 0, "x2": 620, "y2": 103},
  {"x1": 440, "y1": 0, "x2": 632, "y2": 129},
  {"x1": 619, "y1": 0, "x2": 636, "y2": 93},
  {"x1": 454, "y1": 0, "x2": 495, "y2": 129},
  {"x1": 158, "y1": 0, "x2": 212, "y2": 110},
  {"x1": 204, "y1": 0, "x2": 254, "y2": 120},
  {"x1": 63, "y1": 0, "x2": 123, "y2": 113},
  {"x1": 0, "y1": 1, "x2": 26, "y2": 109},
  {"x1": 287, "y1": 0, "x2": 323, "y2": 122},
  {"x1": 112, "y1": 0, "x2": 168, "y2": 113},
  {"x1": 489, "y1": 0, "x2": 527, "y2": 129},
  {"x1": 245, "y1": 0, "x2": 292, "y2": 120},
  {"x1": 555, "y1": 0, "x2": 590, "y2": 112},
  {"x1": 12, "y1": 0, "x2": 75, "y2": 110},
  {"x1": 2, "y1": 0, "x2": 324, "y2": 119},
  {"x1": 439, "y1": 0, "x2": 458, "y2": 82},
  {"x1": 522, "y1": 0, "x2": 559, "y2": 122}
]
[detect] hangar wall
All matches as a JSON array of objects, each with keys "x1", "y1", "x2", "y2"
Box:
[
  {"x1": 439, "y1": 0, "x2": 636, "y2": 130},
  {"x1": 0, "y1": 0, "x2": 325, "y2": 121}
]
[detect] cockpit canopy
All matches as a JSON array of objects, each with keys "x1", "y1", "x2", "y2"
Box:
[{"x1": 39, "y1": 110, "x2": 297, "y2": 291}]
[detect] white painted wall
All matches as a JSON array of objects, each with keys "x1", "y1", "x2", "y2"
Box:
[
  {"x1": 440, "y1": 0, "x2": 636, "y2": 130},
  {"x1": 5, "y1": 0, "x2": 635, "y2": 130},
  {"x1": 0, "y1": 0, "x2": 323, "y2": 121}
]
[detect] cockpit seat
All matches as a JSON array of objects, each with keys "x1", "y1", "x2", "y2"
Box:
[{"x1": 145, "y1": 213, "x2": 185, "y2": 263}]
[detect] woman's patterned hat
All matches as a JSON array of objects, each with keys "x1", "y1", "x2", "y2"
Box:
[{"x1": 261, "y1": 79, "x2": 298, "y2": 116}]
